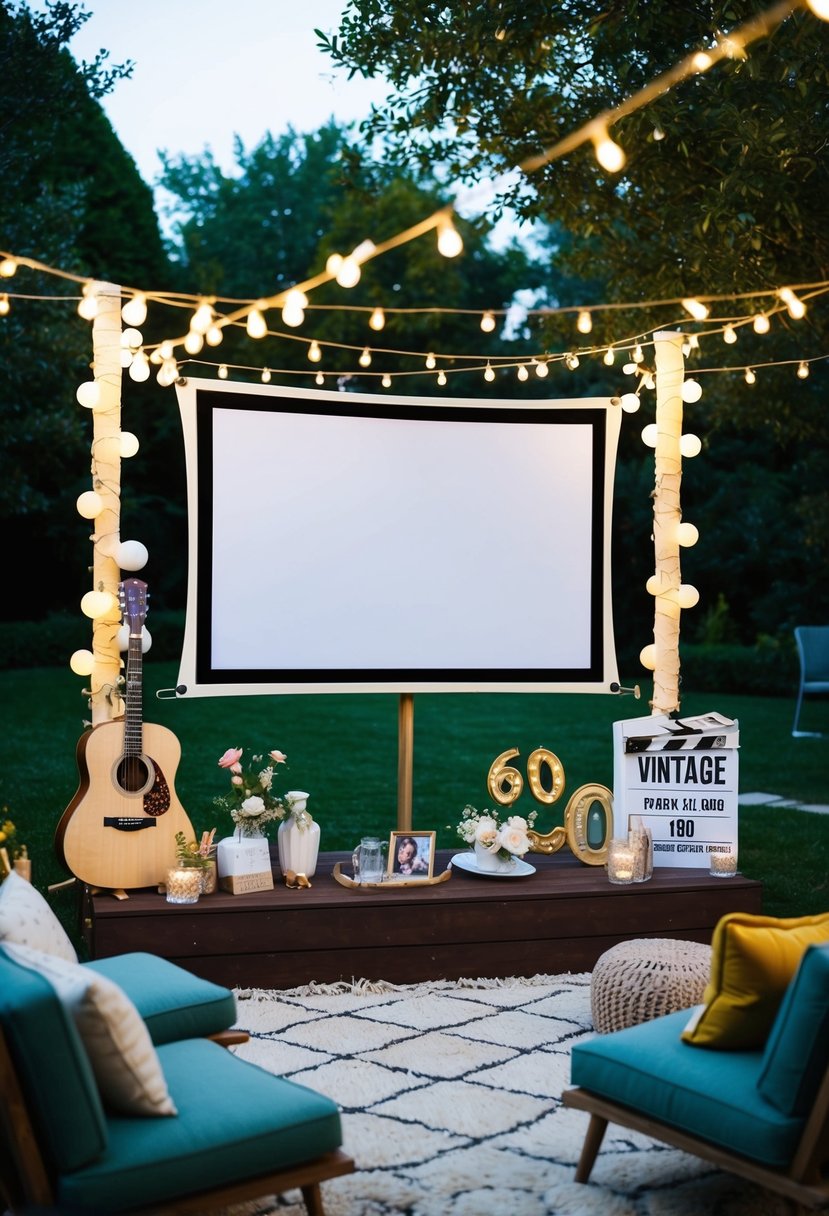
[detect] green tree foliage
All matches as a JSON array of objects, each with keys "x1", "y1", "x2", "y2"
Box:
[
  {"x1": 320, "y1": 1, "x2": 829, "y2": 648},
  {"x1": 0, "y1": 1, "x2": 170, "y2": 619},
  {"x1": 158, "y1": 123, "x2": 539, "y2": 397}
]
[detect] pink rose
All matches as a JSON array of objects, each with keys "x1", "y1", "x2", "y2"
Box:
[
  {"x1": 268, "y1": 749, "x2": 287, "y2": 764},
  {"x1": 218, "y1": 747, "x2": 243, "y2": 769}
]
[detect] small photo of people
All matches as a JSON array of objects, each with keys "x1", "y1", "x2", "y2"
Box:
[{"x1": 388, "y1": 831, "x2": 435, "y2": 880}]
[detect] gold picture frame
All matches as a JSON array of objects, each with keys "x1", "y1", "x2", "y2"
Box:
[{"x1": 387, "y1": 831, "x2": 436, "y2": 881}]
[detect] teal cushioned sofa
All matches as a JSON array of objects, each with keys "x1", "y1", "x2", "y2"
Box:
[
  {"x1": 0, "y1": 946, "x2": 354, "y2": 1215},
  {"x1": 563, "y1": 942, "x2": 829, "y2": 1209}
]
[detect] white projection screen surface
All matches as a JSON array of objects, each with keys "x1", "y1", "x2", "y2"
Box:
[{"x1": 174, "y1": 379, "x2": 621, "y2": 696}]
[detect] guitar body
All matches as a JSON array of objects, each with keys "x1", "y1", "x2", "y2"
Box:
[{"x1": 56, "y1": 717, "x2": 195, "y2": 890}]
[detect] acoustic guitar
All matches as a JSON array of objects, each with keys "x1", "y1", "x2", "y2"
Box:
[{"x1": 56, "y1": 578, "x2": 195, "y2": 890}]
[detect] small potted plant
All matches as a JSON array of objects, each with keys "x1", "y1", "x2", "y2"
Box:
[{"x1": 166, "y1": 831, "x2": 217, "y2": 903}]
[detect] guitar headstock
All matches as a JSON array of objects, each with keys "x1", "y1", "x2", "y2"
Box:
[{"x1": 119, "y1": 578, "x2": 149, "y2": 636}]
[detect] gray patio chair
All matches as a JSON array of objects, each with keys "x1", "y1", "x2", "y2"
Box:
[{"x1": 792, "y1": 625, "x2": 829, "y2": 738}]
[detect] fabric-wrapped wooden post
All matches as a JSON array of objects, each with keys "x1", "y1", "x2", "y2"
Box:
[{"x1": 650, "y1": 330, "x2": 685, "y2": 715}]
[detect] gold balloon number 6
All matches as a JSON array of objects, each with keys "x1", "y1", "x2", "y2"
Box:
[{"x1": 486, "y1": 747, "x2": 611, "y2": 866}]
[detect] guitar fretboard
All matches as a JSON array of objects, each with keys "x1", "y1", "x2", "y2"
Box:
[{"x1": 124, "y1": 634, "x2": 144, "y2": 758}]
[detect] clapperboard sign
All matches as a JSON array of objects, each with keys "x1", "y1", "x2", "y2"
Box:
[{"x1": 612, "y1": 711, "x2": 739, "y2": 869}]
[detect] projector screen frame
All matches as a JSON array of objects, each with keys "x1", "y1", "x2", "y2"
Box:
[{"x1": 174, "y1": 379, "x2": 621, "y2": 698}]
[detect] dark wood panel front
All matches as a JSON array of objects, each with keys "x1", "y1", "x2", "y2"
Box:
[{"x1": 86, "y1": 849, "x2": 762, "y2": 986}]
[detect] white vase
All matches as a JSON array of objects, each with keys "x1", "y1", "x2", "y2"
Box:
[
  {"x1": 278, "y1": 816, "x2": 320, "y2": 878},
  {"x1": 474, "y1": 841, "x2": 516, "y2": 873}
]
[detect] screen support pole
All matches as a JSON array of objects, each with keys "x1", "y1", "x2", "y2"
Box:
[{"x1": 397, "y1": 693, "x2": 414, "y2": 830}]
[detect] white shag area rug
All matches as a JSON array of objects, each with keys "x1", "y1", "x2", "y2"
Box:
[{"x1": 225, "y1": 973, "x2": 792, "y2": 1216}]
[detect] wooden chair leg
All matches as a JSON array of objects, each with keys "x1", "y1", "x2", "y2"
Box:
[
  {"x1": 301, "y1": 1181, "x2": 324, "y2": 1216},
  {"x1": 575, "y1": 1114, "x2": 609, "y2": 1183}
]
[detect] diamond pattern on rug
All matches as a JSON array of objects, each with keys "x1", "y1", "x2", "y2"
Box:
[
  {"x1": 372, "y1": 1077, "x2": 551, "y2": 1137},
  {"x1": 365, "y1": 1027, "x2": 521, "y2": 1078}
]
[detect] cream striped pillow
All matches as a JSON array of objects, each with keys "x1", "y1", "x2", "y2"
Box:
[{"x1": 3, "y1": 942, "x2": 176, "y2": 1116}]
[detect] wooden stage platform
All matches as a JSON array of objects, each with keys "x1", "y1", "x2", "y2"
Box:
[{"x1": 84, "y1": 849, "x2": 762, "y2": 989}]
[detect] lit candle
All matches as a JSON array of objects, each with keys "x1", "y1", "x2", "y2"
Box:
[
  {"x1": 607, "y1": 839, "x2": 636, "y2": 884},
  {"x1": 710, "y1": 849, "x2": 738, "y2": 878},
  {"x1": 166, "y1": 867, "x2": 201, "y2": 904}
]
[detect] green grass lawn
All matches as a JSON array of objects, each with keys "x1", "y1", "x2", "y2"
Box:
[{"x1": 1, "y1": 663, "x2": 827, "y2": 945}]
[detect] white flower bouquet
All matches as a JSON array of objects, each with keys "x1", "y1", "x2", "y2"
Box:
[{"x1": 452, "y1": 803, "x2": 537, "y2": 862}]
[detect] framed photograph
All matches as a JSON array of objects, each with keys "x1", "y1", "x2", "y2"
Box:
[{"x1": 387, "y1": 831, "x2": 436, "y2": 880}]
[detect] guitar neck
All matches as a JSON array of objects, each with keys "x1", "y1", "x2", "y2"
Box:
[{"x1": 124, "y1": 634, "x2": 144, "y2": 757}]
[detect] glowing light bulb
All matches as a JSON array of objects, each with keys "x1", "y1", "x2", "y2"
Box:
[
  {"x1": 620, "y1": 393, "x2": 640, "y2": 413},
  {"x1": 261, "y1": 368, "x2": 271, "y2": 383},
  {"x1": 639, "y1": 644, "x2": 656, "y2": 671},
  {"x1": 120, "y1": 432, "x2": 140, "y2": 458},
  {"x1": 425, "y1": 352, "x2": 436, "y2": 370},
  {"x1": 77, "y1": 294, "x2": 98, "y2": 320},
  {"x1": 184, "y1": 330, "x2": 204, "y2": 355},
  {"x1": 723, "y1": 324, "x2": 737, "y2": 344},
  {"x1": 81, "y1": 590, "x2": 115, "y2": 620},
  {"x1": 128, "y1": 351, "x2": 150, "y2": 382},
  {"x1": 359, "y1": 347, "x2": 372, "y2": 368},
  {"x1": 622, "y1": 361, "x2": 637, "y2": 375},
  {"x1": 593, "y1": 127, "x2": 626, "y2": 172},
  {"x1": 190, "y1": 302, "x2": 214, "y2": 333},
  {"x1": 797, "y1": 361, "x2": 809, "y2": 379},
  {"x1": 576, "y1": 310, "x2": 592, "y2": 334},
  {"x1": 218, "y1": 364, "x2": 228, "y2": 379},
  {"x1": 246, "y1": 307, "x2": 267, "y2": 339},
  {"x1": 744, "y1": 367, "x2": 756, "y2": 385},
  {"x1": 436, "y1": 216, "x2": 463, "y2": 257},
  {"x1": 76, "y1": 381, "x2": 100, "y2": 409},
  {"x1": 0, "y1": 294, "x2": 9, "y2": 316},
  {"x1": 677, "y1": 584, "x2": 700, "y2": 609},
  {"x1": 77, "y1": 490, "x2": 103, "y2": 519},
  {"x1": 682, "y1": 298, "x2": 709, "y2": 321},
  {"x1": 315, "y1": 372, "x2": 325, "y2": 386},
  {"x1": 565, "y1": 352, "x2": 580, "y2": 370},
  {"x1": 480, "y1": 311, "x2": 496, "y2": 333},
  {"x1": 752, "y1": 313, "x2": 770, "y2": 334},
  {"x1": 484, "y1": 363, "x2": 495, "y2": 382},
  {"x1": 0, "y1": 257, "x2": 17, "y2": 277},
  {"x1": 336, "y1": 256, "x2": 361, "y2": 288},
  {"x1": 641, "y1": 423, "x2": 658, "y2": 448},
  {"x1": 806, "y1": 0, "x2": 829, "y2": 18},
  {"x1": 778, "y1": 287, "x2": 806, "y2": 319},
  {"x1": 681, "y1": 378, "x2": 703, "y2": 403},
  {"x1": 205, "y1": 324, "x2": 223, "y2": 346},
  {"x1": 308, "y1": 341, "x2": 322, "y2": 363},
  {"x1": 632, "y1": 343, "x2": 644, "y2": 363},
  {"x1": 437, "y1": 370, "x2": 447, "y2": 386},
  {"x1": 692, "y1": 51, "x2": 713, "y2": 71},
  {"x1": 677, "y1": 522, "x2": 699, "y2": 547},
  {"x1": 603, "y1": 347, "x2": 615, "y2": 366},
  {"x1": 517, "y1": 365, "x2": 529, "y2": 381},
  {"x1": 369, "y1": 307, "x2": 385, "y2": 331},
  {"x1": 70, "y1": 649, "x2": 95, "y2": 676},
  {"x1": 119, "y1": 347, "x2": 134, "y2": 370},
  {"x1": 680, "y1": 433, "x2": 702, "y2": 458},
  {"x1": 382, "y1": 374, "x2": 392, "y2": 388},
  {"x1": 159, "y1": 341, "x2": 174, "y2": 361},
  {"x1": 157, "y1": 359, "x2": 178, "y2": 387},
  {"x1": 121, "y1": 293, "x2": 147, "y2": 326},
  {"x1": 653, "y1": 126, "x2": 665, "y2": 141},
  {"x1": 641, "y1": 371, "x2": 655, "y2": 390},
  {"x1": 281, "y1": 290, "x2": 307, "y2": 327},
  {"x1": 535, "y1": 360, "x2": 549, "y2": 378}
]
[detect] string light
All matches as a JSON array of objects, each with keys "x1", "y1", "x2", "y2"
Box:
[
  {"x1": 218, "y1": 364, "x2": 228, "y2": 379},
  {"x1": 797, "y1": 361, "x2": 809, "y2": 379},
  {"x1": 0, "y1": 294, "x2": 9, "y2": 315},
  {"x1": 592, "y1": 125, "x2": 626, "y2": 172},
  {"x1": 281, "y1": 290, "x2": 307, "y2": 327},
  {"x1": 480, "y1": 311, "x2": 496, "y2": 333},
  {"x1": 246, "y1": 306, "x2": 268, "y2": 338},
  {"x1": 653, "y1": 126, "x2": 666, "y2": 141},
  {"x1": 517, "y1": 365, "x2": 529, "y2": 381},
  {"x1": 680, "y1": 433, "x2": 702, "y2": 458},
  {"x1": 565, "y1": 352, "x2": 580, "y2": 370},
  {"x1": 121, "y1": 293, "x2": 147, "y2": 326},
  {"x1": 315, "y1": 371, "x2": 325, "y2": 386},
  {"x1": 261, "y1": 368, "x2": 271, "y2": 383},
  {"x1": 308, "y1": 341, "x2": 322, "y2": 363},
  {"x1": 632, "y1": 343, "x2": 644, "y2": 363},
  {"x1": 778, "y1": 287, "x2": 806, "y2": 319},
  {"x1": 335, "y1": 256, "x2": 361, "y2": 288},
  {"x1": 484, "y1": 362, "x2": 495, "y2": 382},
  {"x1": 382, "y1": 373, "x2": 392, "y2": 388},
  {"x1": 128, "y1": 351, "x2": 150, "y2": 382},
  {"x1": 359, "y1": 347, "x2": 372, "y2": 367},
  {"x1": 744, "y1": 367, "x2": 757, "y2": 384},
  {"x1": 205, "y1": 323, "x2": 223, "y2": 346},
  {"x1": 190, "y1": 301, "x2": 214, "y2": 333},
  {"x1": 620, "y1": 393, "x2": 641, "y2": 413},
  {"x1": 576, "y1": 310, "x2": 593, "y2": 334},
  {"x1": 184, "y1": 330, "x2": 204, "y2": 355},
  {"x1": 0, "y1": 257, "x2": 17, "y2": 278},
  {"x1": 723, "y1": 324, "x2": 737, "y2": 344},
  {"x1": 436, "y1": 215, "x2": 463, "y2": 257},
  {"x1": 437, "y1": 370, "x2": 447, "y2": 385},
  {"x1": 677, "y1": 522, "x2": 700, "y2": 547},
  {"x1": 425, "y1": 352, "x2": 436, "y2": 370},
  {"x1": 681, "y1": 378, "x2": 703, "y2": 403},
  {"x1": 806, "y1": 0, "x2": 829, "y2": 20},
  {"x1": 535, "y1": 360, "x2": 549, "y2": 378},
  {"x1": 369, "y1": 307, "x2": 385, "y2": 331},
  {"x1": 603, "y1": 347, "x2": 615, "y2": 365},
  {"x1": 641, "y1": 423, "x2": 658, "y2": 448},
  {"x1": 682, "y1": 298, "x2": 710, "y2": 321},
  {"x1": 752, "y1": 313, "x2": 770, "y2": 334}
]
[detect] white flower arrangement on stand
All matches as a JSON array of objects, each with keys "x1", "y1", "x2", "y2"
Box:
[{"x1": 453, "y1": 804, "x2": 537, "y2": 872}]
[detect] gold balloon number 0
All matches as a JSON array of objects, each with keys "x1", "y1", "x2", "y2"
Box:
[{"x1": 486, "y1": 747, "x2": 611, "y2": 866}]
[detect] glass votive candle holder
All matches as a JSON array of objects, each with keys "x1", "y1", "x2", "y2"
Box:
[
  {"x1": 199, "y1": 857, "x2": 217, "y2": 895},
  {"x1": 166, "y1": 866, "x2": 202, "y2": 904},
  {"x1": 709, "y1": 847, "x2": 738, "y2": 878},
  {"x1": 607, "y1": 837, "x2": 636, "y2": 884}
]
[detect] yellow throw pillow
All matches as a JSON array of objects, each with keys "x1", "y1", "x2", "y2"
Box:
[{"x1": 681, "y1": 911, "x2": 829, "y2": 1050}]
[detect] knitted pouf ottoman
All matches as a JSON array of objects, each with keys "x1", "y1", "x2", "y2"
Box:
[{"x1": 590, "y1": 938, "x2": 712, "y2": 1034}]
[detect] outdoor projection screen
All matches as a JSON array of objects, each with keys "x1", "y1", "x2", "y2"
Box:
[{"x1": 174, "y1": 379, "x2": 621, "y2": 697}]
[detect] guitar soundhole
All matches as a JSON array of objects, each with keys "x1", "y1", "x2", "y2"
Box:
[{"x1": 116, "y1": 756, "x2": 152, "y2": 795}]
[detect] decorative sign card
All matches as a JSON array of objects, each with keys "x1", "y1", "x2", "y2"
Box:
[{"x1": 612, "y1": 711, "x2": 739, "y2": 869}]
